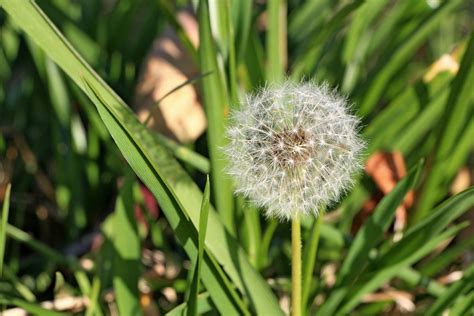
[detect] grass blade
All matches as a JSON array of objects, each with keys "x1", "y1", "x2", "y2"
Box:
[
  {"x1": 266, "y1": 0, "x2": 286, "y2": 82},
  {"x1": 0, "y1": 183, "x2": 11, "y2": 277},
  {"x1": 198, "y1": 0, "x2": 235, "y2": 235},
  {"x1": 187, "y1": 176, "x2": 211, "y2": 316}
]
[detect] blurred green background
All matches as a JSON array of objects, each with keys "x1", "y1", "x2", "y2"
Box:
[{"x1": 0, "y1": 0, "x2": 473, "y2": 315}]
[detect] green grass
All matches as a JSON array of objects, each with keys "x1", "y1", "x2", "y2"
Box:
[{"x1": 0, "y1": 0, "x2": 472, "y2": 315}]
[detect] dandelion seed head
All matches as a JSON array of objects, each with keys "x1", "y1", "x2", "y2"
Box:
[{"x1": 224, "y1": 80, "x2": 365, "y2": 220}]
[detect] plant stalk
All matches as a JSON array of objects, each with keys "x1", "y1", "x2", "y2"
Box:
[{"x1": 292, "y1": 216, "x2": 302, "y2": 316}]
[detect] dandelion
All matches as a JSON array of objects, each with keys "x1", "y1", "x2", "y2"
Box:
[
  {"x1": 224, "y1": 80, "x2": 364, "y2": 316},
  {"x1": 224, "y1": 80, "x2": 365, "y2": 221}
]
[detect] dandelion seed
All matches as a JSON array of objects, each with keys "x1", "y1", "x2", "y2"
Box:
[{"x1": 224, "y1": 80, "x2": 365, "y2": 220}]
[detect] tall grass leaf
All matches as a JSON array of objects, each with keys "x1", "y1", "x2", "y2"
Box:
[
  {"x1": 110, "y1": 174, "x2": 141, "y2": 316},
  {"x1": 319, "y1": 161, "x2": 422, "y2": 315},
  {"x1": 426, "y1": 263, "x2": 474, "y2": 316},
  {"x1": 0, "y1": 183, "x2": 11, "y2": 278},
  {"x1": 266, "y1": 0, "x2": 286, "y2": 82},
  {"x1": 414, "y1": 32, "x2": 474, "y2": 222},
  {"x1": 187, "y1": 176, "x2": 210, "y2": 316},
  {"x1": 232, "y1": 0, "x2": 252, "y2": 62},
  {"x1": 198, "y1": 0, "x2": 235, "y2": 235},
  {"x1": 358, "y1": 0, "x2": 463, "y2": 116},
  {"x1": 0, "y1": 1, "x2": 283, "y2": 315}
]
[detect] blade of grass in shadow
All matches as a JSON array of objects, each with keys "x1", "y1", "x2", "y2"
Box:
[
  {"x1": 110, "y1": 173, "x2": 141, "y2": 316},
  {"x1": 319, "y1": 161, "x2": 422, "y2": 315},
  {"x1": 266, "y1": 0, "x2": 286, "y2": 82},
  {"x1": 198, "y1": 0, "x2": 235, "y2": 235},
  {"x1": 413, "y1": 32, "x2": 474, "y2": 222},
  {"x1": 187, "y1": 176, "x2": 210, "y2": 316},
  {"x1": 0, "y1": 1, "x2": 283, "y2": 314},
  {"x1": 0, "y1": 183, "x2": 11, "y2": 277}
]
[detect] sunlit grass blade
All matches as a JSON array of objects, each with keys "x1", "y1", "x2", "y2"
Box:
[
  {"x1": 187, "y1": 176, "x2": 210, "y2": 316},
  {"x1": 266, "y1": 0, "x2": 286, "y2": 82},
  {"x1": 0, "y1": 183, "x2": 11, "y2": 277},
  {"x1": 198, "y1": 0, "x2": 235, "y2": 235}
]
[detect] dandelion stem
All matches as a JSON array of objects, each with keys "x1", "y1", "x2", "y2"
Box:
[{"x1": 291, "y1": 216, "x2": 302, "y2": 316}]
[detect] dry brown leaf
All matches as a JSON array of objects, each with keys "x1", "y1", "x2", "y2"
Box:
[
  {"x1": 134, "y1": 10, "x2": 206, "y2": 143},
  {"x1": 353, "y1": 151, "x2": 414, "y2": 235}
]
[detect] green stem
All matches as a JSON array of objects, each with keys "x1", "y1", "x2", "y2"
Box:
[{"x1": 292, "y1": 216, "x2": 302, "y2": 316}]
